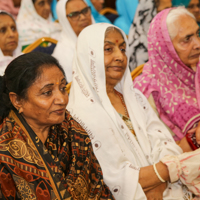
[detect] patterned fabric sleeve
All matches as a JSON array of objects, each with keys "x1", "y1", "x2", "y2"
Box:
[
  {"x1": 160, "y1": 148, "x2": 200, "y2": 196},
  {"x1": 0, "y1": 162, "x2": 21, "y2": 200}
]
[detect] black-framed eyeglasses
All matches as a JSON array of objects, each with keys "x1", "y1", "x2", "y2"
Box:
[
  {"x1": 66, "y1": 6, "x2": 91, "y2": 21},
  {"x1": 187, "y1": 3, "x2": 200, "y2": 9}
]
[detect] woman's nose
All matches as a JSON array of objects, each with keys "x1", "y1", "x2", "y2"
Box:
[
  {"x1": 45, "y1": 2, "x2": 51, "y2": 10},
  {"x1": 115, "y1": 48, "x2": 124, "y2": 62},
  {"x1": 8, "y1": 28, "x2": 15, "y2": 37},
  {"x1": 194, "y1": 6, "x2": 200, "y2": 13},
  {"x1": 193, "y1": 36, "x2": 200, "y2": 49},
  {"x1": 54, "y1": 91, "x2": 68, "y2": 104}
]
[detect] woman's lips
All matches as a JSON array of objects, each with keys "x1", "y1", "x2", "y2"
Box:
[
  {"x1": 7, "y1": 41, "x2": 17, "y2": 46},
  {"x1": 53, "y1": 108, "x2": 65, "y2": 115},
  {"x1": 110, "y1": 66, "x2": 124, "y2": 71},
  {"x1": 190, "y1": 53, "x2": 200, "y2": 58}
]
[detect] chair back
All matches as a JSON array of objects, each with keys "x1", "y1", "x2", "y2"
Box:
[
  {"x1": 23, "y1": 37, "x2": 58, "y2": 54},
  {"x1": 131, "y1": 64, "x2": 144, "y2": 81},
  {"x1": 100, "y1": 7, "x2": 118, "y2": 15},
  {"x1": 66, "y1": 82, "x2": 71, "y2": 94}
]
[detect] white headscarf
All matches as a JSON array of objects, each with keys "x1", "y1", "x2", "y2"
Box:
[
  {"x1": 17, "y1": 0, "x2": 62, "y2": 46},
  {"x1": 0, "y1": 11, "x2": 22, "y2": 75},
  {"x1": 52, "y1": 0, "x2": 94, "y2": 82},
  {"x1": 0, "y1": 45, "x2": 22, "y2": 76},
  {"x1": 67, "y1": 23, "x2": 190, "y2": 199}
]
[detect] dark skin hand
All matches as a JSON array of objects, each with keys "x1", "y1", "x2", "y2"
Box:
[{"x1": 145, "y1": 182, "x2": 167, "y2": 200}]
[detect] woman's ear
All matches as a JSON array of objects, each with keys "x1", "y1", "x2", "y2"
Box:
[{"x1": 9, "y1": 92, "x2": 23, "y2": 113}]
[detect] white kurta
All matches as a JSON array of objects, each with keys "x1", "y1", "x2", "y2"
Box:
[
  {"x1": 52, "y1": 0, "x2": 94, "y2": 83},
  {"x1": 17, "y1": 0, "x2": 61, "y2": 46},
  {"x1": 67, "y1": 23, "x2": 192, "y2": 199}
]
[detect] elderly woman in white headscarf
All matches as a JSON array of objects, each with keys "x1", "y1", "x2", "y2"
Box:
[
  {"x1": 17, "y1": 0, "x2": 61, "y2": 49},
  {"x1": 67, "y1": 23, "x2": 200, "y2": 199},
  {"x1": 52, "y1": 0, "x2": 94, "y2": 82},
  {"x1": 0, "y1": 11, "x2": 21, "y2": 75}
]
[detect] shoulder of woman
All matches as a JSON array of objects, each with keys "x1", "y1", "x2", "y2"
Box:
[
  {"x1": 0, "y1": 115, "x2": 16, "y2": 140},
  {"x1": 133, "y1": 88, "x2": 149, "y2": 105},
  {"x1": 62, "y1": 110, "x2": 91, "y2": 139}
]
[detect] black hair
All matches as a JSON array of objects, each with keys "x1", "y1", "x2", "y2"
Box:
[
  {"x1": 0, "y1": 52, "x2": 65, "y2": 122},
  {"x1": 32, "y1": 0, "x2": 36, "y2": 4}
]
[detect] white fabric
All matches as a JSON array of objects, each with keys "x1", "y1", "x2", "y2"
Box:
[
  {"x1": 161, "y1": 148, "x2": 200, "y2": 198},
  {"x1": 52, "y1": 0, "x2": 94, "y2": 82},
  {"x1": 0, "y1": 44, "x2": 22, "y2": 75},
  {"x1": 67, "y1": 23, "x2": 191, "y2": 199},
  {"x1": 17, "y1": 0, "x2": 62, "y2": 46}
]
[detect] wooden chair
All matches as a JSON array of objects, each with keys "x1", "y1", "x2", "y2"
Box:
[
  {"x1": 100, "y1": 7, "x2": 118, "y2": 15},
  {"x1": 23, "y1": 37, "x2": 58, "y2": 54},
  {"x1": 131, "y1": 64, "x2": 144, "y2": 81},
  {"x1": 66, "y1": 82, "x2": 71, "y2": 94}
]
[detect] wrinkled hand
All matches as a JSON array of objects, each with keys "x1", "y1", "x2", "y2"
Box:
[
  {"x1": 187, "y1": 121, "x2": 200, "y2": 145},
  {"x1": 145, "y1": 182, "x2": 167, "y2": 200}
]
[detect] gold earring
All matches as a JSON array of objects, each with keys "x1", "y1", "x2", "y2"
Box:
[{"x1": 18, "y1": 108, "x2": 21, "y2": 113}]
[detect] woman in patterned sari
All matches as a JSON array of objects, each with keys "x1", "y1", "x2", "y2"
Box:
[
  {"x1": 133, "y1": 7, "x2": 200, "y2": 151},
  {"x1": 0, "y1": 52, "x2": 114, "y2": 200}
]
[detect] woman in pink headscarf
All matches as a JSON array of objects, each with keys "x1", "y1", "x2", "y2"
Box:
[
  {"x1": 0, "y1": 0, "x2": 21, "y2": 19},
  {"x1": 134, "y1": 6, "x2": 200, "y2": 151}
]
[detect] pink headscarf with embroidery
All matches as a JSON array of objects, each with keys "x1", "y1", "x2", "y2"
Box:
[{"x1": 134, "y1": 8, "x2": 200, "y2": 141}]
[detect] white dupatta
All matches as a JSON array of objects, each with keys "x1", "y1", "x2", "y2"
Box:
[
  {"x1": 17, "y1": 0, "x2": 62, "y2": 46},
  {"x1": 52, "y1": 0, "x2": 95, "y2": 82},
  {"x1": 0, "y1": 44, "x2": 22, "y2": 75},
  {"x1": 67, "y1": 23, "x2": 188, "y2": 199}
]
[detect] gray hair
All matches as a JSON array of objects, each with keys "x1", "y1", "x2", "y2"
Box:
[
  {"x1": 0, "y1": 10, "x2": 15, "y2": 23},
  {"x1": 105, "y1": 26, "x2": 124, "y2": 39},
  {"x1": 166, "y1": 7, "x2": 195, "y2": 40}
]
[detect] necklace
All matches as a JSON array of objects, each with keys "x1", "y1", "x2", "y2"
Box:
[{"x1": 114, "y1": 89, "x2": 129, "y2": 118}]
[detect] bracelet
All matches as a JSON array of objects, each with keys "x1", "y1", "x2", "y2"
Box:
[{"x1": 153, "y1": 163, "x2": 166, "y2": 183}]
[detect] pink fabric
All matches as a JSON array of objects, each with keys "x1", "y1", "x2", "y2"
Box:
[
  {"x1": 0, "y1": 0, "x2": 19, "y2": 19},
  {"x1": 133, "y1": 8, "x2": 200, "y2": 141}
]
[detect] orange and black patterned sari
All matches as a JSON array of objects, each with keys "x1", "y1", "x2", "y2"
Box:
[{"x1": 0, "y1": 110, "x2": 114, "y2": 200}]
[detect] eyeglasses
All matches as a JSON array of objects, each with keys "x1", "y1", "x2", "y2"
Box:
[
  {"x1": 66, "y1": 6, "x2": 91, "y2": 21},
  {"x1": 187, "y1": 3, "x2": 200, "y2": 9}
]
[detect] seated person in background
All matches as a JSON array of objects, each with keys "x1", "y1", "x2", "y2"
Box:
[
  {"x1": 172, "y1": 0, "x2": 200, "y2": 20},
  {"x1": 17, "y1": 0, "x2": 61, "y2": 50},
  {"x1": 85, "y1": 0, "x2": 111, "y2": 23},
  {"x1": 134, "y1": 7, "x2": 200, "y2": 152},
  {"x1": 67, "y1": 22, "x2": 200, "y2": 199},
  {"x1": 51, "y1": 0, "x2": 58, "y2": 21},
  {"x1": 128, "y1": 0, "x2": 172, "y2": 71},
  {"x1": 0, "y1": 0, "x2": 21, "y2": 19},
  {"x1": 0, "y1": 11, "x2": 21, "y2": 75},
  {"x1": 52, "y1": 0, "x2": 93, "y2": 82},
  {"x1": 0, "y1": 52, "x2": 114, "y2": 200},
  {"x1": 114, "y1": 0, "x2": 138, "y2": 35}
]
